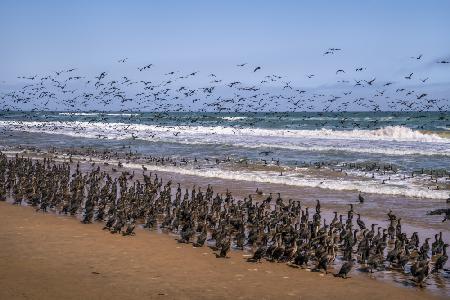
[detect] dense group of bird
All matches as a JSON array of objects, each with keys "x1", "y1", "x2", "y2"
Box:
[
  {"x1": 1, "y1": 49, "x2": 449, "y2": 120},
  {"x1": 0, "y1": 152, "x2": 448, "y2": 287}
]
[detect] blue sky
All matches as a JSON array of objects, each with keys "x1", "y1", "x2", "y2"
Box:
[{"x1": 0, "y1": 0, "x2": 449, "y2": 111}]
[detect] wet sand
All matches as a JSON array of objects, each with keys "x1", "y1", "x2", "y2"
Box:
[{"x1": 0, "y1": 202, "x2": 445, "y2": 300}]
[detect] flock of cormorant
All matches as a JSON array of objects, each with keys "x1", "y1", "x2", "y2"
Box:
[
  {"x1": 0, "y1": 152, "x2": 448, "y2": 288},
  {"x1": 1, "y1": 50, "x2": 449, "y2": 124}
]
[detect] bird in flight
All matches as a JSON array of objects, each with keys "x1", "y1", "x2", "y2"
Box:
[
  {"x1": 324, "y1": 48, "x2": 341, "y2": 55},
  {"x1": 138, "y1": 64, "x2": 153, "y2": 71},
  {"x1": 95, "y1": 72, "x2": 107, "y2": 81},
  {"x1": 404, "y1": 73, "x2": 413, "y2": 80},
  {"x1": 410, "y1": 54, "x2": 422, "y2": 60},
  {"x1": 416, "y1": 93, "x2": 427, "y2": 99},
  {"x1": 237, "y1": 63, "x2": 247, "y2": 67},
  {"x1": 364, "y1": 78, "x2": 376, "y2": 85},
  {"x1": 118, "y1": 58, "x2": 128, "y2": 63},
  {"x1": 253, "y1": 66, "x2": 261, "y2": 72}
]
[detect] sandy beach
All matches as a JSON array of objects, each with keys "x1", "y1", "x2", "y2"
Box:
[{"x1": 0, "y1": 201, "x2": 446, "y2": 300}]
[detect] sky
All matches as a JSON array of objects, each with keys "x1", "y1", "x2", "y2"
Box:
[{"x1": 0, "y1": 0, "x2": 449, "y2": 111}]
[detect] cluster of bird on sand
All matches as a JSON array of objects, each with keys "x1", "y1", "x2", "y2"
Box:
[{"x1": 0, "y1": 151, "x2": 448, "y2": 287}]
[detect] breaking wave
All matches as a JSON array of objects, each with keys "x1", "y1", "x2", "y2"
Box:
[
  {"x1": 1, "y1": 120, "x2": 447, "y2": 142},
  {"x1": 1, "y1": 121, "x2": 449, "y2": 157}
]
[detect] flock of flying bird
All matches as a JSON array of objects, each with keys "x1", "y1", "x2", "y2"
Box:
[
  {"x1": 1, "y1": 49, "x2": 449, "y2": 125},
  {"x1": 0, "y1": 152, "x2": 448, "y2": 289}
]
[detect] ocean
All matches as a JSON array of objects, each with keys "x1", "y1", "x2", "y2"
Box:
[{"x1": 0, "y1": 111, "x2": 449, "y2": 201}]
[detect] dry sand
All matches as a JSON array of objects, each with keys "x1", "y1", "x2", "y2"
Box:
[{"x1": 0, "y1": 202, "x2": 445, "y2": 300}]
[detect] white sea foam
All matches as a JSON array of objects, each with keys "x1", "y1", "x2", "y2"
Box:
[
  {"x1": 58, "y1": 112, "x2": 100, "y2": 116},
  {"x1": 105, "y1": 113, "x2": 140, "y2": 117},
  {"x1": 220, "y1": 116, "x2": 248, "y2": 121},
  {"x1": 122, "y1": 163, "x2": 449, "y2": 200},
  {"x1": 59, "y1": 112, "x2": 140, "y2": 117},
  {"x1": 1, "y1": 120, "x2": 447, "y2": 142},
  {"x1": 1, "y1": 121, "x2": 449, "y2": 157},
  {"x1": 229, "y1": 143, "x2": 450, "y2": 157}
]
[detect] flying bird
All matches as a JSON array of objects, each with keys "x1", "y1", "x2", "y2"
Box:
[
  {"x1": 416, "y1": 93, "x2": 427, "y2": 99},
  {"x1": 365, "y1": 78, "x2": 376, "y2": 85},
  {"x1": 138, "y1": 64, "x2": 153, "y2": 71}
]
